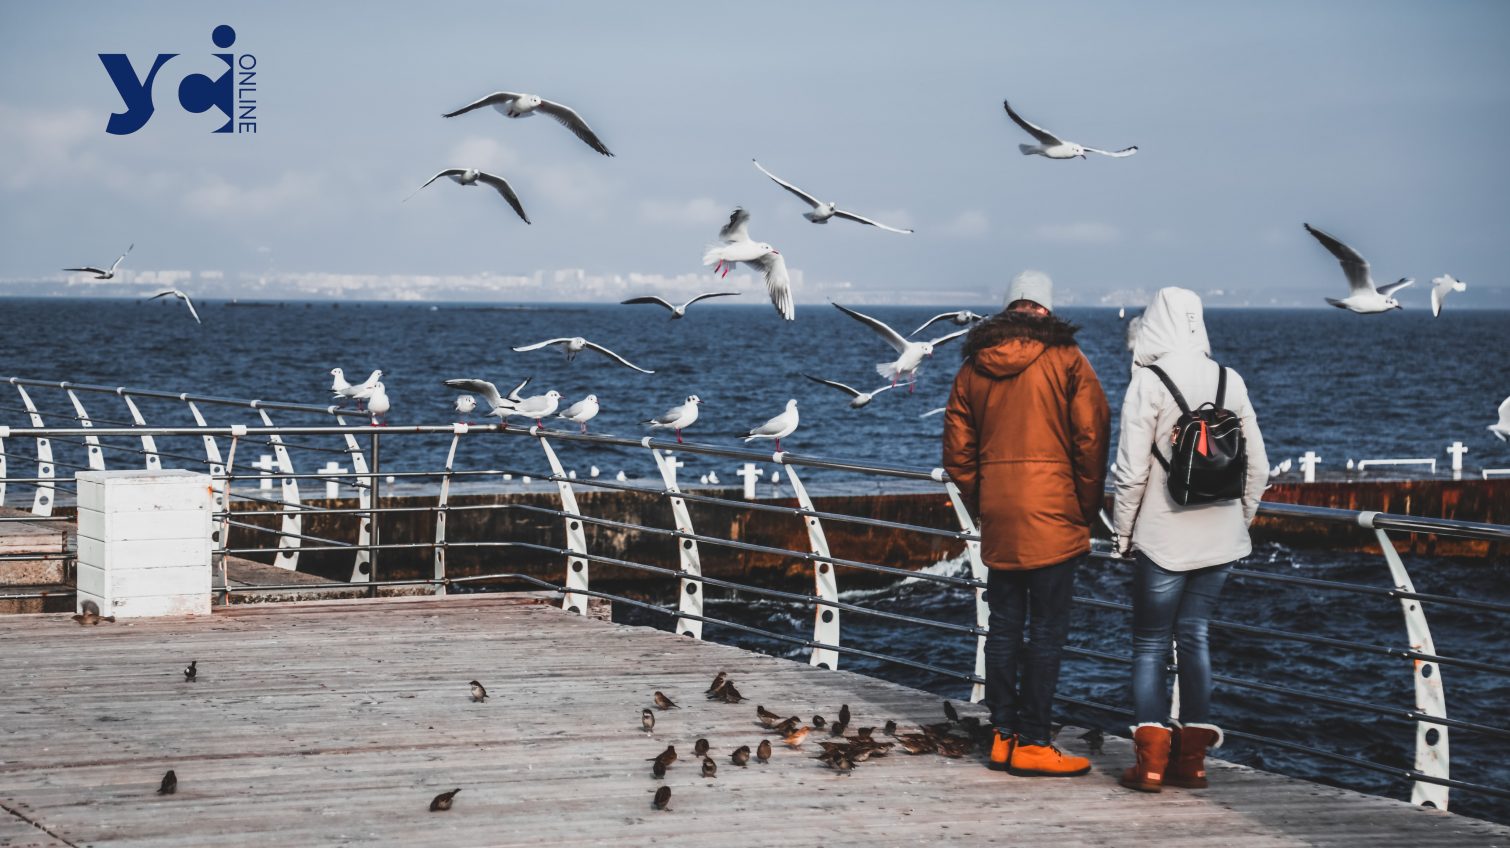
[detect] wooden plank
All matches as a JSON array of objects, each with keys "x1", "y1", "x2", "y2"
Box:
[{"x1": 0, "y1": 595, "x2": 1504, "y2": 847}]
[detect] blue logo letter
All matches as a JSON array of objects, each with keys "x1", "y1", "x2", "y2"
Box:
[{"x1": 99, "y1": 52, "x2": 177, "y2": 135}]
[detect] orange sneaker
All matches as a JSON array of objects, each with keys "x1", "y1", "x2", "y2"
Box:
[
  {"x1": 1008, "y1": 741, "x2": 1091, "y2": 777},
  {"x1": 988, "y1": 730, "x2": 1016, "y2": 771}
]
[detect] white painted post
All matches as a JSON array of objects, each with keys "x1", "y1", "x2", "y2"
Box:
[
  {"x1": 664, "y1": 453, "x2": 685, "y2": 488},
  {"x1": 737, "y1": 463, "x2": 763, "y2": 499},
  {"x1": 75, "y1": 470, "x2": 212, "y2": 618},
  {"x1": 1300, "y1": 451, "x2": 1321, "y2": 483},
  {"x1": 1447, "y1": 442, "x2": 1468, "y2": 480},
  {"x1": 254, "y1": 454, "x2": 276, "y2": 490},
  {"x1": 320, "y1": 461, "x2": 345, "y2": 499}
]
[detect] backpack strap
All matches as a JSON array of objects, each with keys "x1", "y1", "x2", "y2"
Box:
[
  {"x1": 1145, "y1": 364, "x2": 1192, "y2": 415},
  {"x1": 1215, "y1": 363, "x2": 1228, "y2": 409}
]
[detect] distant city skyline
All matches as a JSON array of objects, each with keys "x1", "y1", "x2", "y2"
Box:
[{"x1": 2, "y1": 2, "x2": 1508, "y2": 311}]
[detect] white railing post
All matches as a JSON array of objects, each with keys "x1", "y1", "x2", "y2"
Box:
[
  {"x1": 650, "y1": 441, "x2": 702, "y2": 639},
  {"x1": 538, "y1": 432, "x2": 590, "y2": 615},
  {"x1": 255, "y1": 406, "x2": 302, "y2": 571},
  {"x1": 65, "y1": 388, "x2": 106, "y2": 471},
  {"x1": 432, "y1": 429, "x2": 462, "y2": 596},
  {"x1": 12, "y1": 383, "x2": 54, "y2": 516},
  {"x1": 185, "y1": 400, "x2": 227, "y2": 560},
  {"x1": 334, "y1": 414, "x2": 372, "y2": 583},
  {"x1": 942, "y1": 474, "x2": 989, "y2": 704},
  {"x1": 784, "y1": 464, "x2": 839, "y2": 670},
  {"x1": 118, "y1": 392, "x2": 161, "y2": 471}
]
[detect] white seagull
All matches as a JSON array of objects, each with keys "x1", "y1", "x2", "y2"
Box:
[
  {"x1": 645, "y1": 395, "x2": 703, "y2": 444},
  {"x1": 1490, "y1": 396, "x2": 1510, "y2": 441},
  {"x1": 558, "y1": 394, "x2": 601, "y2": 433},
  {"x1": 506, "y1": 390, "x2": 563, "y2": 427},
  {"x1": 751, "y1": 160, "x2": 913, "y2": 234},
  {"x1": 802, "y1": 374, "x2": 897, "y2": 409},
  {"x1": 147, "y1": 288, "x2": 202, "y2": 324},
  {"x1": 1430, "y1": 274, "x2": 1467, "y2": 318},
  {"x1": 64, "y1": 243, "x2": 133, "y2": 280},
  {"x1": 702, "y1": 208, "x2": 793, "y2": 321},
  {"x1": 454, "y1": 395, "x2": 477, "y2": 422},
  {"x1": 1003, "y1": 101, "x2": 1137, "y2": 159},
  {"x1": 367, "y1": 382, "x2": 391, "y2": 426},
  {"x1": 406, "y1": 168, "x2": 530, "y2": 224},
  {"x1": 833, "y1": 303, "x2": 968, "y2": 390},
  {"x1": 511, "y1": 337, "x2": 654, "y2": 374},
  {"x1": 620, "y1": 291, "x2": 741, "y2": 319},
  {"x1": 334, "y1": 369, "x2": 383, "y2": 408},
  {"x1": 910, "y1": 310, "x2": 983, "y2": 337},
  {"x1": 1304, "y1": 224, "x2": 1412, "y2": 314},
  {"x1": 442, "y1": 92, "x2": 613, "y2": 157},
  {"x1": 441, "y1": 377, "x2": 531, "y2": 419},
  {"x1": 330, "y1": 368, "x2": 353, "y2": 399},
  {"x1": 744, "y1": 399, "x2": 800, "y2": 452}
]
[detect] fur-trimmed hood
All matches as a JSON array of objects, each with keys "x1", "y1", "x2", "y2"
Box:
[{"x1": 962, "y1": 312, "x2": 1081, "y2": 378}]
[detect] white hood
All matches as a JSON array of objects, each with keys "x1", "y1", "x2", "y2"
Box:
[{"x1": 1132, "y1": 287, "x2": 1210, "y2": 367}]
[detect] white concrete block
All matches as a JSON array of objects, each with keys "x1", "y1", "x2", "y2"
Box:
[
  {"x1": 76, "y1": 507, "x2": 211, "y2": 544},
  {"x1": 77, "y1": 535, "x2": 209, "y2": 571},
  {"x1": 83, "y1": 590, "x2": 208, "y2": 618},
  {"x1": 77, "y1": 562, "x2": 208, "y2": 599},
  {"x1": 76, "y1": 470, "x2": 212, "y2": 513}
]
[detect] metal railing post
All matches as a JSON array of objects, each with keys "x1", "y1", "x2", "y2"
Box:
[
  {"x1": 333, "y1": 414, "x2": 372, "y2": 582},
  {"x1": 256, "y1": 406, "x2": 302, "y2": 571},
  {"x1": 118, "y1": 392, "x2": 161, "y2": 471},
  {"x1": 218, "y1": 431, "x2": 242, "y2": 605},
  {"x1": 650, "y1": 441, "x2": 703, "y2": 639},
  {"x1": 186, "y1": 400, "x2": 226, "y2": 560},
  {"x1": 432, "y1": 429, "x2": 461, "y2": 596},
  {"x1": 12, "y1": 383, "x2": 54, "y2": 516},
  {"x1": 65, "y1": 388, "x2": 106, "y2": 471},
  {"x1": 369, "y1": 431, "x2": 381, "y2": 595},
  {"x1": 784, "y1": 464, "x2": 839, "y2": 670},
  {"x1": 539, "y1": 432, "x2": 590, "y2": 614},
  {"x1": 944, "y1": 477, "x2": 989, "y2": 703}
]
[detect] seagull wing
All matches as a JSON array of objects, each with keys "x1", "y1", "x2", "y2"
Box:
[
  {"x1": 64, "y1": 266, "x2": 107, "y2": 275},
  {"x1": 147, "y1": 290, "x2": 176, "y2": 301},
  {"x1": 719, "y1": 208, "x2": 751, "y2": 243},
  {"x1": 1304, "y1": 224, "x2": 1375, "y2": 294},
  {"x1": 536, "y1": 99, "x2": 613, "y2": 156},
  {"x1": 928, "y1": 327, "x2": 970, "y2": 347},
  {"x1": 109, "y1": 243, "x2": 134, "y2": 274},
  {"x1": 179, "y1": 291, "x2": 202, "y2": 324},
  {"x1": 442, "y1": 91, "x2": 525, "y2": 118},
  {"x1": 832, "y1": 208, "x2": 914, "y2": 234},
  {"x1": 443, "y1": 378, "x2": 503, "y2": 409},
  {"x1": 684, "y1": 291, "x2": 741, "y2": 307},
  {"x1": 582, "y1": 340, "x2": 654, "y2": 374},
  {"x1": 405, "y1": 169, "x2": 467, "y2": 201},
  {"x1": 1082, "y1": 145, "x2": 1139, "y2": 158},
  {"x1": 833, "y1": 303, "x2": 909, "y2": 353},
  {"x1": 1498, "y1": 395, "x2": 1510, "y2": 426},
  {"x1": 507, "y1": 377, "x2": 531, "y2": 402},
  {"x1": 802, "y1": 373, "x2": 862, "y2": 398},
  {"x1": 753, "y1": 251, "x2": 794, "y2": 321},
  {"x1": 559, "y1": 399, "x2": 588, "y2": 418},
  {"x1": 512, "y1": 338, "x2": 572, "y2": 353},
  {"x1": 474, "y1": 172, "x2": 531, "y2": 224},
  {"x1": 1002, "y1": 101, "x2": 1062, "y2": 146},
  {"x1": 910, "y1": 313, "x2": 955, "y2": 336},
  {"x1": 1377, "y1": 278, "x2": 1414, "y2": 297},
  {"x1": 621, "y1": 296, "x2": 675, "y2": 311},
  {"x1": 752, "y1": 160, "x2": 822, "y2": 208}
]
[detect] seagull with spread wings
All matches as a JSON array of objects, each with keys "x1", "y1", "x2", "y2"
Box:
[
  {"x1": 147, "y1": 289, "x2": 202, "y2": 324},
  {"x1": 702, "y1": 208, "x2": 794, "y2": 321},
  {"x1": 442, "y1": 376, "x2": 532, "y2": 420},
  {"x1": 406, "y1": 168, "x2": 530, "y2": 223},
  {"x1": 1430, "y1": 274, "x2": 1467, "y2": 318},
  {"x1": 833, "y1": 303, "x2": 968, "y2": 390},
  {"x1": 910, "y1": 310, "x2": 983, "y2": 337},
  {"x1": 1304, "y1": 224, "x2": 1412, "y2": 313},
  {"x1": 511, "y1": 337, "x2": 654, "y2": 374},
  {"x1": 621, "y1": 291, "x2": 740, "y2": 319},
  {"x1": 1003, "y1": 100, "x2": 1137, "y2": 160},
  {"x1": 802, "y1": 374, "x2": 897, "y2": 409},
  {"x1": 64, "y1": 243, "x2": 133, "y2": 280},
  {"x1": 751, "y1": 160, "x2": 912, "y2": 234},
  {"x1": 442, "y1": 91, "x2": 613, "y2": 156}
]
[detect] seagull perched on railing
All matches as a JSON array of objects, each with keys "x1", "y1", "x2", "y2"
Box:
[
  {"x1": 703, "y1": 208, "x2": 793, "y2": 321},
  {"x1": 147, "y1": 288, "x2": 202, "y2": 324},
  {"x1": 751, "y1": 160, "x2": 913, "y2": 233},
  {"x1": 406, "y1": 168, "x2": 530, "y2": 224},
  {"x1": 620, "y1": 291, "x2": 741, "y2": 319},
  {"x1": 511, "y1": 337, "x2": 653, "y2": 374},
  {"x1": 333, "y1": 369, "x2": 382, "y2": 409},
  {"x1": 1003, "y1": 100, "x2": 1137, "y2": 159},
  {"x1": 506, "y1": 391, "x2": 563, "y2": 428},
  {"x1": 442, "y1": 377, "x2": 531, "y2": 420},
  {"x1": 442, "y1": 91, "x2": 613, "y2": 157},
  {"x1": 558, "y1": 395, "x2": 600, "y2": 433},
  {"x1": 910, "y1": 310, "x2": 983, "y2": 337},
  {"x1": 646, "y1": 395, "x2": 702, "y2": 443},
  {"x1": 744, "y1": 399, "x2": 799, "y2": 452},
  {"x1": 367, "y1": 382, "x2": 390, "y2": 426},
  {"x1": 833, "y1": 303, "x2": 968, "y2": 390},
  {"x1": 63, "y1": 243, "x2": 133, "y2": 280},
  {"x1": 802, "y1": 374, "x2": 896, "y2": 409},
  {"x1": 1305, "y1": 224, "x2": 1412, "y2": 313}
]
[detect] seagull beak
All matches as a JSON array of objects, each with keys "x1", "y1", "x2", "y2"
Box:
[{"x1": 771, "y1": 249, "x2": 780, "y2": 254}]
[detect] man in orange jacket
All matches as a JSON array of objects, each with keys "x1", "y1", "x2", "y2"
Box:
[{"x1": 943, "y1": 270, "x2": 1110, "y2": 776}]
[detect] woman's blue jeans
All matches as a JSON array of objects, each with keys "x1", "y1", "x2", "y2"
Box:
[{"x1": 1131, "y1": 552, "x2": 1232, "y2": 725}]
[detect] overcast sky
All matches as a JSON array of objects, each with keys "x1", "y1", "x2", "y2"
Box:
[{"x1": 2, "y1": 1, "x2": 1507, "y2": 307}]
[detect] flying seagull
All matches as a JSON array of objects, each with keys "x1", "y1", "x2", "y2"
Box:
[
  {"x1": 802, "y1": 374, "x2": 896, "y2": 409},
  {"x1": 1430, "y1": 274, "x2": 1467, "y2": 318},
  {"x1": 147, "y1": 289, "x2": 202, "y2": 324},
  {"x1": 1490, "y1": 395, "x2": 1510, "y2": 441},
  {"x1": 833, "y1": 303, "x2": 969, "y2": 389},
  {"x1": 1304, "y1": 224, "x2": 1412, "y2": 314},
  {"x1": 406, "y1": 169, "x2": 529, "y2": 223},
  {"x1": 744, "y1": 399, "x2": 799, "y2": 452},
  {"x1": 751, "y1": 160, "x2": 913, "y2": 233},
  {"x1": 511, "y1": 337, "x2": 654, "y2": 374},
  {"x1": 64, "y1": 243, "x2": 133, "y2": 280},
  {"x1": 702, "y1": 208, "x2": 793, "y2": 321},
  {"x1": 1003, "y1": 100, "x2": 1137, "y2": 159},
  {"x1": 442, "y1": 91, "x2": 613, "y2": 156},
  {"x1": 910, "y1": 310, "x2": 983, "y2": 337},
  {"x1": 621, "y1": 292, "x2": 740, "y2": 319},
  {"x1": 441, "y1": 377, "x2": 531, "y2": 419}
]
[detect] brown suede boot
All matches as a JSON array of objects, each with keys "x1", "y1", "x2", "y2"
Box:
[
  {"x1": 1165, "y1": 723, "x2": 1222, "y2": 788},
  {"x1": 1118, "y1": 724, "x2": 1172, "y2": 792}
]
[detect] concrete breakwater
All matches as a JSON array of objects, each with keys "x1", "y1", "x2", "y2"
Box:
[{"x1": 214, "y1": 478, "x2": 1508, "y2": 586}]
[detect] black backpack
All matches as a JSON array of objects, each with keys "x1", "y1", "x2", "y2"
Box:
[{"x1": 1146, "y1": 363, "x2": 1246, "y2": 506}]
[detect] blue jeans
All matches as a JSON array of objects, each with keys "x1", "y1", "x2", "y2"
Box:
[
  {"x1": 1131, "y1": 552, "x2": 1231, "y2": 725},
  {"x1": 984, "y1": 556, "x2": 1080, "y2": 746}
]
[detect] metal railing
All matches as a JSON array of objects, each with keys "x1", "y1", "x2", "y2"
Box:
[{"x1": 2, "y1": 376, "x2": 1508, "y2": 815}]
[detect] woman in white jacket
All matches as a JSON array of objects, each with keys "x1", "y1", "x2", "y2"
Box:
[{"x1": 1112, "y1": 287, "x2": 1268, "y2": 793}]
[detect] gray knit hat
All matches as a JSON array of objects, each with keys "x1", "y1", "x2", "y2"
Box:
[{"x1": 1005, "y1": 269, "x2": 1053, "y2": 312}]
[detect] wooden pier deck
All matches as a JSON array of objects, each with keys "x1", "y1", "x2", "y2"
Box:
[{"x1": 1, "y1": 595, "x2": 1505, "y2": 848}]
